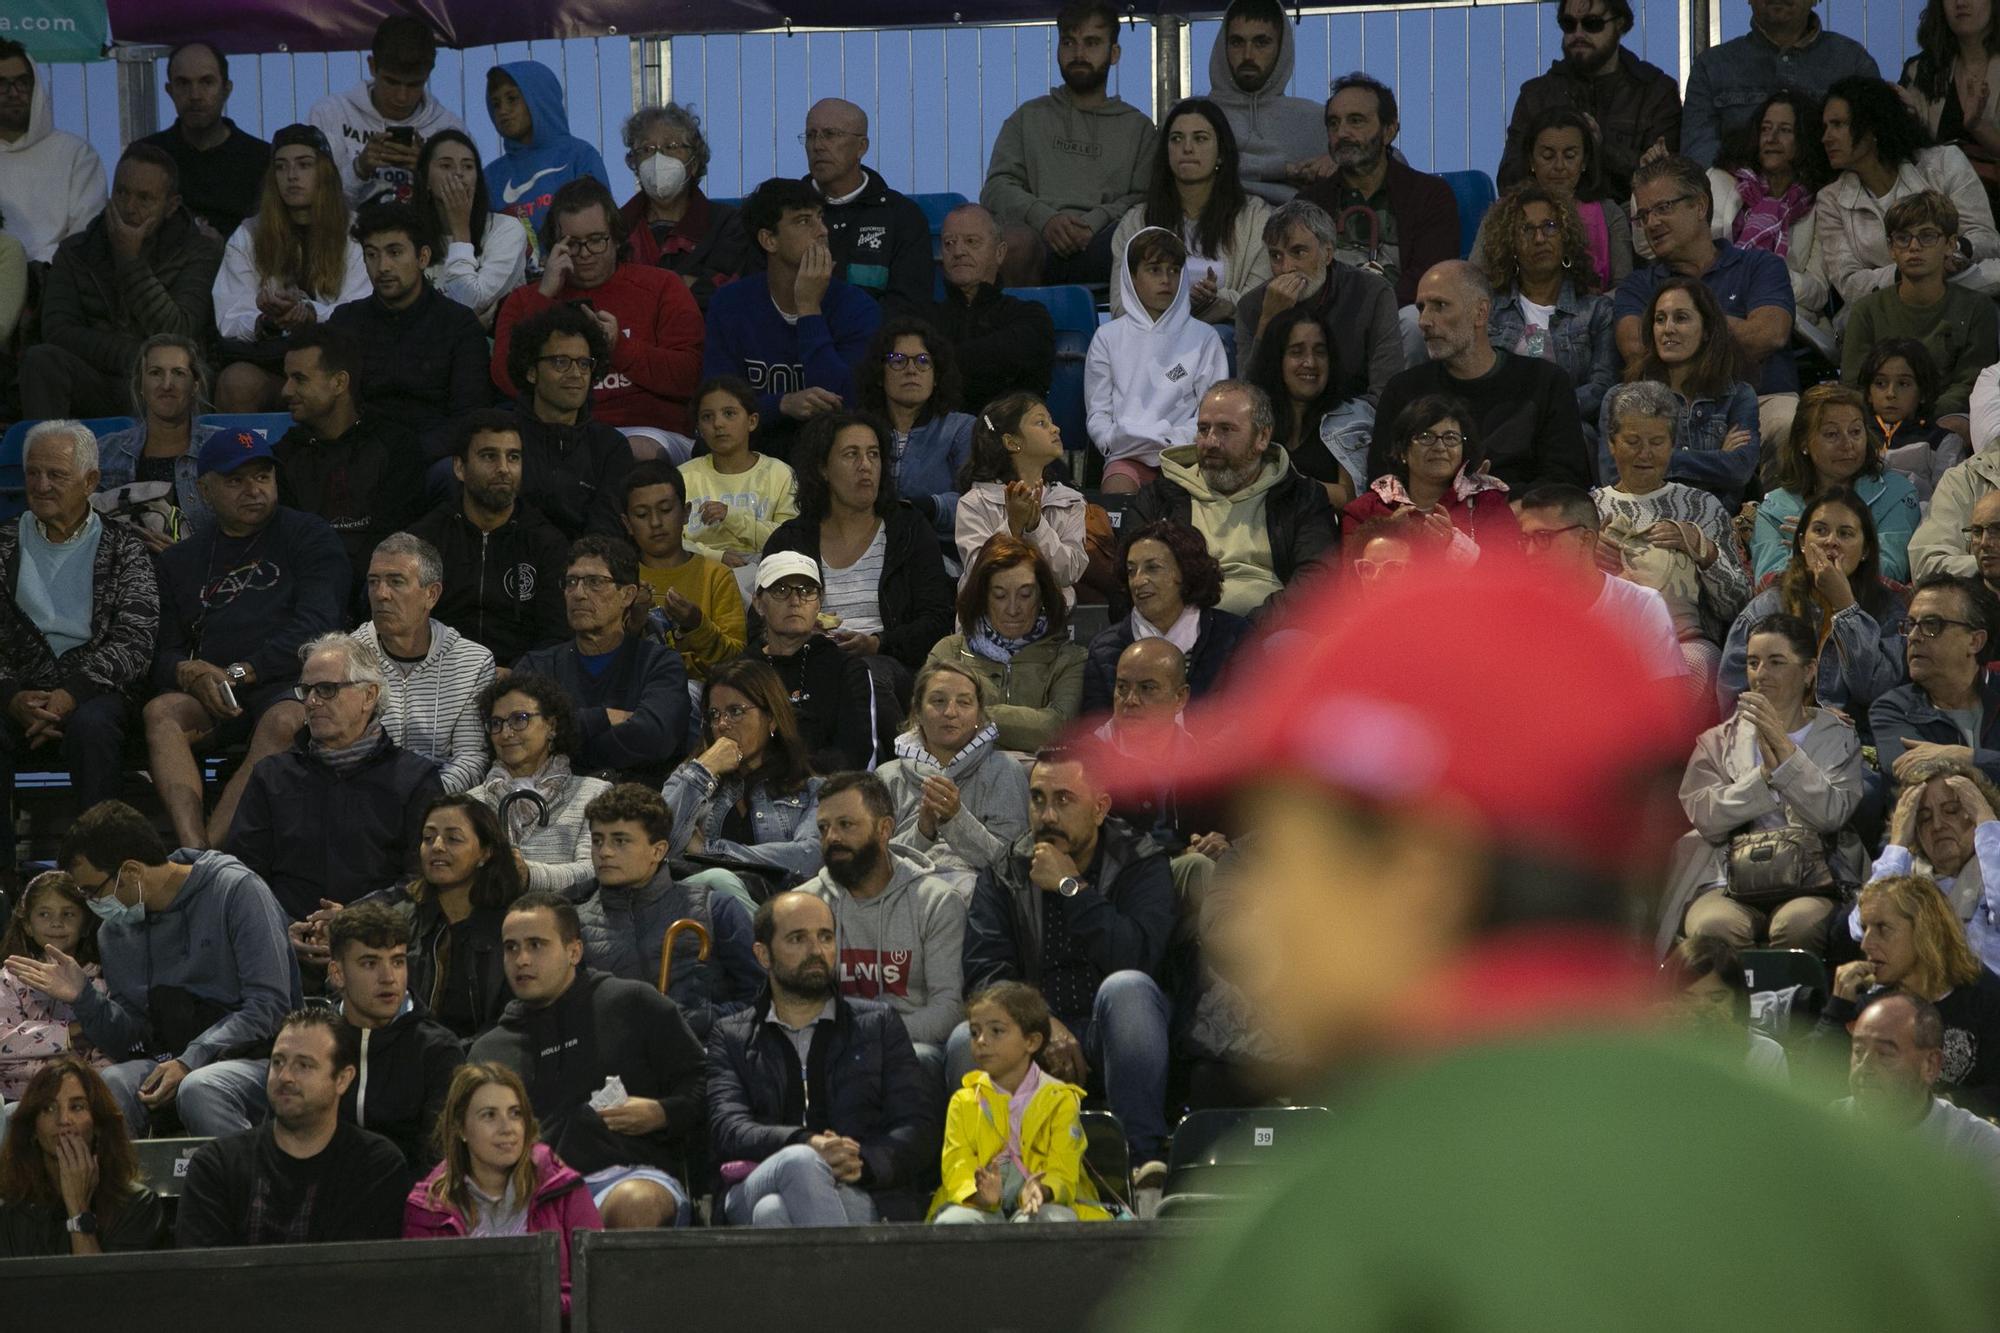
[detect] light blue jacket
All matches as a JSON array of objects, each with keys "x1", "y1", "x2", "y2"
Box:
[
  {"x1": 1752, "y1": 471, "x2": 1922, "y2": 583},
  {"x1": 1717, "y1": 586, "x2": 1907, "y2": 728},
  {"x1": 661, "y1": 759, "x2": 824, "y2": 884},
  {"x1": 894, "y1": 411, "x2": 975, "y2": 543},
  {"x1": 484, "y1": 61, "x2": 611, "y2": 235},
  {"x1": 95, "y1": 421, "x2": 222, "y2": 536}
]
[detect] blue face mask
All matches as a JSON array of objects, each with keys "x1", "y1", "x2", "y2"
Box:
[{"x1": 85, "y1": 869, "x2": 144, "y2": 927}]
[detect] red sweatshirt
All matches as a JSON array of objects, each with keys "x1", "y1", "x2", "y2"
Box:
[{"x1": 492, "y1": 262, "x2": 704, "y2": 432}]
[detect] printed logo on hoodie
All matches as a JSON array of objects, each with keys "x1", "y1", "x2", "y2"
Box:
[
  {"x1": 839, "y1": 947, "x2": 913, "y2": 999},
  {"x1": 1165, "y1": 363, "x2": 1188, "y2": 382}
]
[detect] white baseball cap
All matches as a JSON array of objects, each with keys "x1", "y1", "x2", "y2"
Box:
[{"x1": 754, "y1": 551, "x2": 823, "y2": 592}]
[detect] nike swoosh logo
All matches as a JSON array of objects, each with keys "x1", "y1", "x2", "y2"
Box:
[{"x1": 500, "y1": 166, "x2": 563, "y2": 205}]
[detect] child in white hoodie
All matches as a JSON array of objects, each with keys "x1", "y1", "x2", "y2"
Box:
[{"x1": 1085, "y1": 226, "x2": 1229, "y2": 493}]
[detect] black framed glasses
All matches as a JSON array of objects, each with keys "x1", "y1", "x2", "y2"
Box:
[
  {"x1": 761, "y1": 582, "x2": 821, "y2": 603},
  {"x1": 539, "y1": 354, "x2": 597, "y2": 375},
  {"x1": 883, "y1": 351, "x2": 933, "y2": 369},
  {"x1": 1964, "y1": 524, "x2": 2000, "y2": 542},
  {"x1": 485, "y1": 711, "x2": 544, "y2": 734},
  {"x1": 566, "y1": 232, "x2": 614, "y2": 255},
  {"x1": 1632, "y1": 194, "x2": 1698, "y2": 227},
  {"x1": 1889, "y1": 228, "x2": 1948, "y2": 249},
  {"x1": 561, "y1": 573, "x2": 620, "y2": 592},
  {"x1": 1521, "y1": 523, "x2": 1591, "y2": 550},
  {"x1": 293, "y1": 680, "x2": 366, "y2": 703},
  {"x1": 1411, "y1": 430, "x2": 1465, "y2": 450},
  {"x1": 1897, "y1": 616, "x2": 1980, "y2": 639}
]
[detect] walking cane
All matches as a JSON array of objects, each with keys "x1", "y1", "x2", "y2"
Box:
[
  {"x1": 657, "y1": 918, "x2": 713, "y2": 994},
  {"x1": 496, "y1": 789, "x2": 550, "y2": 842}
]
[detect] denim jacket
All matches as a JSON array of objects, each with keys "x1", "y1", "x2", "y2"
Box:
[
  {"x1": 1487, "y1": 283, "x2": 1618, "y2": 432},
  {"x1": 662, "y1": 759, "x2": 824, "y2": 885},
  {"x1": 1597, "y1": 380, "x2": 1761, "y2": 507},
  {"x1": 1717, "y1": 586, "x2": 1908, "y2": 730},
  {"x1": 95, "y1": 421, "x2": 223, "y2": 536}
]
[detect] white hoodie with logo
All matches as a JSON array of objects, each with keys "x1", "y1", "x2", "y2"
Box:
[
  {"x1": 1085, "y1": 226, "x2": 1230, "y2": 468},
  {"x1": 0, "y1": 57, "x2": 105, "y2": 262},
  {"x1": 307, "y1": 81, "x2": 465, "y2": 208}
]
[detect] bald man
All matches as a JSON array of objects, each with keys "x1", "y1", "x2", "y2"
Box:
[
  {"x1": 922, "y1": 203, "x2": 1056, "y2": 409},
  {"x1": 802, "y1": 97, "x2": 934, "y2": 308},
  {"x1": 1367, "y1": 260, "x2": 1593, "y2": 492}
]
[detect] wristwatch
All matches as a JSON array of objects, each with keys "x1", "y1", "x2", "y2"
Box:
[
  {"x1": 225, "y1": 663, "x2": 249, "y2": 686},
  {"x1": 1056, "y1": 875, "x2": 1085, "y2": 898},
  {"x1": 66, "y1": 1211, "x2": 97, "y2": 1235}
]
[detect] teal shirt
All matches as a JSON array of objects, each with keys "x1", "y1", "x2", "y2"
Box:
[
  {"x1": 1119, "y1": 1030, "x2": 2000, "y2": 1331},
  {"x1": 16, "y1": 510, "x2": 102, "y2": 657},
  {"x1": 1752, "y1": 471, "x2": 1922, "y2": 583}
]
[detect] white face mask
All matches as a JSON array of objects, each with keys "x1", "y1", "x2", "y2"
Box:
[
  {"x1": 86, "y1": 869, "x2": 145, "y2": 927},
  {"x1": 638, "y1": 153, "x2": 688, "y2": 203}
]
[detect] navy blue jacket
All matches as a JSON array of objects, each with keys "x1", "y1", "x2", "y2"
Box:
[
  {"x1": 152, "y1": 506, "x2": 350, "y2": 690},
  {"x1": 1080, "y1": 606, "x2": 1253, "y2": 714},
  {"x1": 514, "y1": 632, "x2": 691, "y2": 776},
  {"x1": 705, "y1": 991, "x2": 939, "y2": 1218},
  {"x1": 1870, "y1": 670, "x2": 2000, "y2": 788}
]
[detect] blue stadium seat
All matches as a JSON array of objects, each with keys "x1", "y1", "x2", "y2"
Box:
[
  {"x1": 194, "y1": 412, "x2": 293, "y2": 442},
  {"x1": 912, "y1": 191, "x2": 969, "y2": 258},
  {"x1": 1439, "y1": 169, "x2": 1498, "y2": 259},
  {"x1": 0, "y1": 415, "x2": 138, "y2": 521},
  {"x1": 1002, "y1": 284, "x2": 1095, "y2": 470}
]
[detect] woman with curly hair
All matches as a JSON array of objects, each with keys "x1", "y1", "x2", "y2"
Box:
[
  {"x1": 1816, "y1": 74, "x2": 2000, "y2": 306},
  {"x1": 1478, "y1": 183, "x2": 1618, "y2": 440},
  {"x1": 857, "y1": 316, "x2": 974, "y2": 544},
  {"x1": 925, "y1": 535, "x2": 1086, "y2": 753},
  {"x1": 1080, "y1": 520, "x2": 1252, "y2": 714},
  {"x1": 1477, "y1": 105, "x2": 1631, "y2": 288},
  {"x1": 469, "y1": 672, "x2": 611, "y2": 895},
  {"x1": 1701, "y1": 91, "x2": 1834, "y2": 328}
]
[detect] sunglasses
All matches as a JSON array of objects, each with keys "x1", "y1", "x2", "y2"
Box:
[{"x1": 1558, "y1": 14, "x2": 1612, "y2": 32}]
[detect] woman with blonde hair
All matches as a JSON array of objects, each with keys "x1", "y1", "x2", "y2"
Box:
[
  {"x1": 877, "y1": 661, "x2": 1032, "y2": 898},
  {"x1": 210, "y1": 123, "x2": 370, "y2": 410},
  {"x1": 404, "y1": 1062, "x2": 601, "y2": 1312},
  {"x1": 1812, "y1": 873, "x2": 2000, "y2": 1112}
]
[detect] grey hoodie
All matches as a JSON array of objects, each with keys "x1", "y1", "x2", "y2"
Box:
[
  {"x1": 981, "y1": 85, "x2": 1156, "y2": 232},
  {"x1": 69, "y1": 850, "x2": 303, "y2": 1068},
  {"x1": 1202, "y1": 20, "x2": 1327, "y2": 204},
  {"x1": 799, "y1": 848, "x2": 966, "y2": 1046}
]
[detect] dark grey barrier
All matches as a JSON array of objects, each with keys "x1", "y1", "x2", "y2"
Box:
[
  {"x1": 0, "y1": 1232, "x2": 562, "y2": 1331},
  {"x1": 573, "y1": 1222, "x2": 1191, "y2": 1333}
]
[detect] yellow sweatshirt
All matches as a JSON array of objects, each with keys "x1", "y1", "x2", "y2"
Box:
[
  {"x1": 680, "y1": 454, "x2": 800, "y2": 559},
  {"x1": 638, "y1": 553, "x2": 747, "y2": 680}
]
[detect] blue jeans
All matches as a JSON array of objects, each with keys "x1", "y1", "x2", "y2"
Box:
[
  {"x1": 102, "y1": 1057, "x2": 268, "y2": 1138},
  {"x1": 946, "y1": 969, "x2": 1170, "y2": 1161},
  {"x1": 724, "y1": 1143, "x2": 879, "y2": 1227}
]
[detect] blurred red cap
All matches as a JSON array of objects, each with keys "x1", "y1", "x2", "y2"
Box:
[{"x1": 1080, "y1": 553, "x2": 1699, "y2": 872}]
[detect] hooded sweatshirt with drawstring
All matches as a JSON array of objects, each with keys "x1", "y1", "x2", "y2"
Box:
[
  {"x1": 1157, "y1": 442, "x2": 1292, "y2": 616},
  {"x1": 1202, "y1": 21, "x2": 1326, "y2": 205},
  {"x1": 1086, "y1": 227, "x2": 1231, "y2": 469},
  {"x1": 308, "y1": 79, "x2": 465, "y2": 208},
  {"x1": 799, "y1": 848, "x2": 967, "y2": 1047},
  {"x1": 980, "y1": 84, "x2": 1155, "y2": 234},
  {"x1": 0, "y1": 56, "x2": 106, "y2": 263},
  {"x1": 484, "y1": 61, "x2": 611, "y2": 235}
]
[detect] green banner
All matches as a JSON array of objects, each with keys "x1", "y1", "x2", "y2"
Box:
[{"x1": 0, "y1": 0, "x2": 107, "y2": 62}]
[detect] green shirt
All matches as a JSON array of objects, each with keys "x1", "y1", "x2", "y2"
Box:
[
  {"x1": 1119, "y1": 1030, "x2": 2000, "y2": 1331},
  {"x1": 1840, "y1": 282, "x2": 2000, "y2": 420}
]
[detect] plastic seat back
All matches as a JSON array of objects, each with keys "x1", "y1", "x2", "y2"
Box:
[{"x1": 1439, "y1": 169, "x2": 1498, "y2": 259}]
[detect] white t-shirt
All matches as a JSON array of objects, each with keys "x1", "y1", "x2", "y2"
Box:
[
  {"x1": 1591, "y1": 574, "x2": 1688, "y2": 681},
  {"x1": 1514, "y1": 295, "x2": 1556, "y2": 359}
]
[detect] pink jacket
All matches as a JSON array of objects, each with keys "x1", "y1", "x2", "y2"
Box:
[
  {"x1": 403, "y1": 1143, "x2": 602, "y2": 1312},
  {"x1": 0, "y1": 962, "x2": 112, "y2": 1100}
]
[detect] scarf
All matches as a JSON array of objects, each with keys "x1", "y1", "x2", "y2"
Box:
[
  {"x1": 1131, "y1": 603, "x2": 1202, "y2": 654},
  {"x1": 478, "y1": 754, "x2": 576, "y2": 843},
  {"x1": 1730, "y1": 170, "x2": 1812, "y2": 258},
  {"x1": 893, "y1": 720, "x2": 1001, "y2": 782},
  {"x1": 967, "y1": 614, "x2": 1047, "y2": 664},
  {"x1": 311, "y1": 722, "x2": 390, "y2": 776},
  {"x1": 998, "y1": 1061, "x2": 1048, "y2": 1179}
]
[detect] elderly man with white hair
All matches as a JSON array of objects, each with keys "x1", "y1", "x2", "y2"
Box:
[
  {"x1": 222, "y1": 630, "x2": 442, "y2": 922},
  {"x1": 0, "y1": 420, "x2": 159, "y2": 843}
]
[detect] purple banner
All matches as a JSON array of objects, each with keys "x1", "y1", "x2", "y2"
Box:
[{"x1": 104, "y1": 0, "x2": 1147, "y2": 52}]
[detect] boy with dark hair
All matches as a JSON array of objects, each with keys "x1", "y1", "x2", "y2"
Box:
[
  {"x1": 323, "y1": 900, "x2": 466, "y2": 1178},
  {"x1": 308, "y1": 15, "x2": 465, "y2": 208},
  {"x1": 623, "y1": 460, "x2": 746, "y2": 680},
  {"x1": 1086, "y1": 226, "x2": 1229, "y2": 492}
]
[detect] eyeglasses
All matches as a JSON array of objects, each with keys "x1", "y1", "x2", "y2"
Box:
[
  {"x1": 1521, "y1": 523, "x2": 1591, "y2": 549},
  {"x1": 561, "y1": 573, "x2": 621, "y2": 592},
  {"x1": 0, "y1": 75, "x2": 33, "y2": 96},
  {"x1": 1517, "y1": 219, "x2": 1562, "y2": 240},
  {"x1": 761, "y1": 582, "x2": 821, "y2": 603},
  {"x1": 539, "y1": 354, "x2": 596, "y2": 375},
  {"x1": 1411, "y1": 430, "x2": 1465, "y2": 450},
  {"x1": 1354, "y1": 557, "x2": 1411, "y2": 579},
  {"x1": 1631, "y1": 194, "x2": 1698, "y2": 227},
  {"x1": 799, "y1": 128, "x2": 862, "y2": 146},
  {"x1": 705, "y1": 703, "x2": 760, "y2": 724},
  {"x1": 485, "y1": 711, "x2": 544, "y2": 734},
  {"x1": 1889, "y1": 228, "x2": 1949, "y2": 249},
  {"x1": 1968, "y1": 524, "x2": 2000, "y2": 542},
  {"x1": 293, "y1": 680, "x2": 366, "y2": 703},
  {"x1": 1556, "y1": 13, "x2": 1612, "y2": 32},
  {"x1": 564, "y1": 232, "x2": 614, "y2": 256},
  {"x1": 626, "y1": 141, "x2": 694, "y2": 160},
  {"x1": 1898, "y1": 615, "x2": 1980, "y2": 639},
  {"x1": 883, "y1": 351, "x2": 933, "y2": 370}
]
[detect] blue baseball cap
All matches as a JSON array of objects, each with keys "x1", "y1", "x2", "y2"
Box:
[{"x1": 197, "y1": 428, "x2": 279, "y2": 478}]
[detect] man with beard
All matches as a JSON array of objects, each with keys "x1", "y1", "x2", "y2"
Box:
[
  {"x1": 0, "y1": 40, "x2": 106, "y2": 264},
  {"x1": 409, "y1": 409, "x2": 572, "y2": 667},
  {"x1": 1233, "y1": 200, "x2": 1403, "y2": 402},
  {"x1": 1296, "y1": 72, "x2": 1457, "y2": 311},
  {"x1": 1871, "y1": 573, "x2": 2000, "y2": 788},
  {"x1": 799, "y1": 772, "x2": 966, "y2": 1086},
  {"x1": 1125, "y1": 380, "x2": 1338, "y2": 618},
  {"x1": 1202, "y1": 0, "x2": 1326, "y2": 204},
  {"x1": 960, "y1": 747, "x2": 1176, "y2": 1185},
  {"x1": 1369, "y1": 261, "x2": 1594, "y2": 493},
  {"x1": 707, "y1": 891, "x2": 940, "y2": 1225},
  {"x1": 176, "y1": 1009, "x2": 407, "y2": 1247},
  {"x1": 981, "y1": 0, "x2": 1155, "y2": 287},
  {"x1": 139, "y1": 42, "x2": 272, "y2": 238},
  {"x1": 472, "y1": 891, "x2": 707, "y2": 1228},
  {"x1": 1497, "y1": 0, "x2": 1682, "y2": 199},
  {"x1": 1838, "y1": 991, "x2": 2000, "y2": 1186}
]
